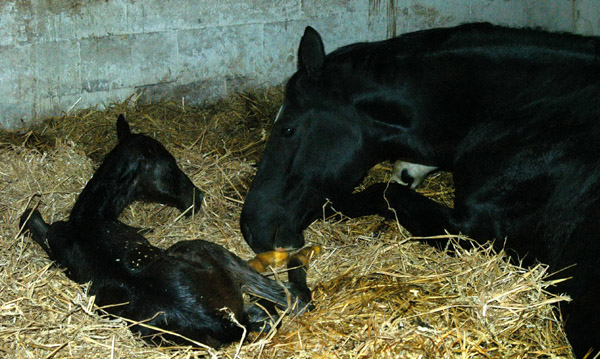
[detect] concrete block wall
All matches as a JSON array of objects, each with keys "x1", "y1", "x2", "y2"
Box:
[{"x1": 1, "y1": 0, "x2": 598, "y2": 129}]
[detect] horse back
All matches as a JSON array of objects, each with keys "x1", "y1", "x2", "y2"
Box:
[{"x1": 330, "y1": 23, "x2": 600, "y2": 68}]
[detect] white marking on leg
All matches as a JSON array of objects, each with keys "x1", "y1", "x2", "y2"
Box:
[{"x1": 392, "y1": 161, "x2": 438, "y2": 189}]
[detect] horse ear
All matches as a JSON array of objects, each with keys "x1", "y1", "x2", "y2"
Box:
[
  {"x1": 116, "y1": 114, "x2": 131, "y2": 142},
  {"x1": 298, "y1": 26, "x2": 325, "y2": 79}
]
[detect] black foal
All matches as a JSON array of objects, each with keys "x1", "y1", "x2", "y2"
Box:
[{"x1": 19, "y1": 116, "x2": 312, "y2": 348}]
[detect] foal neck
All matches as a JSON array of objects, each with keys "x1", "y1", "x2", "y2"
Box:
[{"x1": 69, "y1": 144, "x2": 139, "y2": 223}]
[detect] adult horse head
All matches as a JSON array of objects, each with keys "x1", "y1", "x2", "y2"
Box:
[{"x1": 240, "y1": 27, "x2": 425, "y2": 252}]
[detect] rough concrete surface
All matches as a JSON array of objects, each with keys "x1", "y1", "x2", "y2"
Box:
[{"x1": 0, "y1": 0, "x2": 597, "y2": 128}]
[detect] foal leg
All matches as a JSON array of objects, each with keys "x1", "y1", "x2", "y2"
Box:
[
  {"x1": 247, "y1": 250, "x2": 289, "y2": 272},
  {"x1": 248, "y1": 246, "x2": 321, "y2": 274},
  {"x1": 247, "y1": 246, "x2": 321, "y2": 301},
  {"x1": 243, "y1": 249, "x2": 319, "y2": 332},
  {"x1": 166, "y1": 240, "x2": 313, "y2": 315},
  {"x1": 243, "y1": 248, "x2": 320, "y2": 332}
]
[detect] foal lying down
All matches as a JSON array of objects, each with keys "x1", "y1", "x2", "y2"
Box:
[{"x1": 19, "y1": 116, "x2": 313, "y2": 348}]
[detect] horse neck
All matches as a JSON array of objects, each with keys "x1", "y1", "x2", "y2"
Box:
[{"x1": 69, "y1": 154, "x2": 137, "y2": 223}]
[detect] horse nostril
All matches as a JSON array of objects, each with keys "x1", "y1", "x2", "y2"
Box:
[
  {"x1": 195, "y1": 192, "x2": 204, "y2": 208},
  {"x1": 241, "y1": 221, "x2": 254, "y2": 246},
  {"x1": 183, "y1": 192, "x2": 203, "y2": 217}
]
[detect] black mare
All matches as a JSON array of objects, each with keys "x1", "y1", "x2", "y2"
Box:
[
  {"x1": 20, "y1": 116, "x2": 312, "y2": 348},
  {"x1": 240, "y1": 23, "x2": 600, "y2": 357}
]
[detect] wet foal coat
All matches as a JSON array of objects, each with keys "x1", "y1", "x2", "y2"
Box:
[{"x1": 21, "y1": 116, "x2": 311, "y2": 347}]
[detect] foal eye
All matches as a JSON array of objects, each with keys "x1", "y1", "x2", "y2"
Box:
[{"x1": 280, "y1": 127, "x2": 295, "y2": 137}]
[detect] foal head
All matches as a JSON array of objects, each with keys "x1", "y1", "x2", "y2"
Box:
[{"x1": 70, "y1": 115, "x2": 203, "y2": 222}]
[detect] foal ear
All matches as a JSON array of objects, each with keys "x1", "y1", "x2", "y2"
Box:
[
  {"x1": 298, "y1": 26, "x2": 325, "y2": 79},
  {"x1": 116, "y1": 114, "x2": 131, "y2": 142}
]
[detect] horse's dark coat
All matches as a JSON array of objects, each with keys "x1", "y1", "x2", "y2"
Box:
[
  {"x1": 240, "y1": 23, "x2": 600, "y2": 356},
  {"x1": 20, "y1": 116, "x2": 311, "y2": 348}
]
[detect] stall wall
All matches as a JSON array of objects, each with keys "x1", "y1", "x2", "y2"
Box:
[{"x1": 1, "y1": 0, "x2": 598, "y2": 129}]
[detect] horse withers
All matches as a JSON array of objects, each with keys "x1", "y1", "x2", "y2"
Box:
[
  {"x1": 20, "y1": 116, "x2": 312, "y2": 348},
  {"x1": 240, "y1": 24, "x2": 600, "y2": 356}
]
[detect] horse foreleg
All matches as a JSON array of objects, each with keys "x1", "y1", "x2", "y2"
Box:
[{"x1": 331, "y1": 183, "x2": 458, "y2": 238}]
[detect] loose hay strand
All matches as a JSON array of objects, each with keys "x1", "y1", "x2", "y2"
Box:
[{"x1": 0, "y1": 88, "x2": 572, "y2": 358}]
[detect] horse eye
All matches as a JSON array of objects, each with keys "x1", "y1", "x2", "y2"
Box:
[{"x1": 281, "y1": 127, "x2": 295, "y2": 137}]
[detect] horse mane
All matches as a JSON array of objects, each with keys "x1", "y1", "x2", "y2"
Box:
[{"x1": 325, "y1": 22, "x2": 600, "y2": 71}]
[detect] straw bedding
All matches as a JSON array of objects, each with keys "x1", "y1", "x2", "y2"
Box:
[{"x1": 0, "y1": 88, "x2": 573, "y2": 358}]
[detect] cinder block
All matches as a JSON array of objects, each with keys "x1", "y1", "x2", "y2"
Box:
[
  {"x1": 80, "y1": 32, "x2": 177, "y2": 93},
  {"x1": 0, "y1": 43, "x2": 36, "y2": 101},
  {"x1": 0, "y1": 2, "x2": 77, "y2": 45},
  {"x1": 391, "y1": 0, "x2": 574, "y2": 34},
  {"x1": 0, "y1": 2, "x2": 29, "y2": 45},
  {"x1": 34, "y1": 93, "x2": 81, "y2": 120},
  {"x1": 574, "y1": 0, "x2": 600, "y2": 35},
  {"x1": 393, "y1": 3, "x2": 458, "y2": 35},
  {"x1": 130, "y1": 32, "x2": 179, "y2": 86},
  {"x1": 177, "y1": 23, "x2": 265, "y2": 82},
  {"x1": 135, "y1": 0, "x2": 301, "y2": 34},
  {"x1": 521, "y1": 1, "x2": 574, "y2": 32},
  {"x1": 0, "y1": 101, "x2": 35, "y2": 129},
  {"x1": 262, "y1": 14, "x2": 371, "y2": 86},
  {"x1": 226, "y1": 75, "x2": 256, "y2": 95},
  {"x1": 192, "y1": 0, "x2": 300, "y2": 27},
  {"x1": 302, "y1": 0, "x2": 368, "y2": 18},
  {"x1": 137, "y1": 78, "x2": 226, "y2": 104},
  {"x1": 33, "y1": 40, "x2": 81, "y2": 98},
  {"x1": 29, "y1": 1, "x2": 81, "y2": 42},
  {"x1": 366, "y1": 1, "x2": 393, "y2": 42},
  {"x1": 365, "y1": 16, "x2": 390, "y2": 42},
  {"x1": 3, "y1": 0, "x2": 600, "y2": 130},
  {"x1": 80, "y1": 35, "x2": 133, "y2": 93},
  {"x1": 74, "y1": 87, "x2": 136, "y2": 110},
  {"x1": 305, "y1": 12, "x2": 370, "y2": 51},
  {"x1": 2, "y1": 1, "x2": 108, "y2": 44},
  {"x1": 73, "y1": 1, "x2": 130, "y2": 39},
  {"x1": 262, "y1": 20, "x2": 310, "y2": 85}
]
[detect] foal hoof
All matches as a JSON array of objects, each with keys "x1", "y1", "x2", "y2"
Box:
[
  {"x1": 247, "y1": 245, "x2": 323, "y2": 273},
  {"x1": 248, "y1": 250, "x2": 290, "y2": 272},
  {"x1": 290, "y1": 245, "x2": 322, "y2": 267}
]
